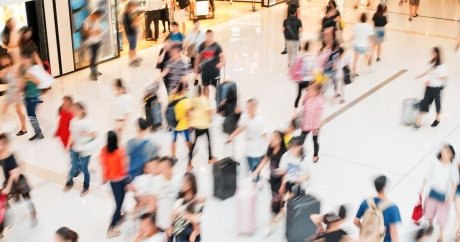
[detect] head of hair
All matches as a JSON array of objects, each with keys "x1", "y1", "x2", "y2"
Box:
[
  {"x1": 338, "y1": 205, "x2": 347, "y2": 219},
  {"x1": 288, "y1": 5, "x2": 298, "y2": 16},
  {"x1": 159, "y1": 156, "x2": 176, "y2": 167},
  {"x1": 303, "y1": 41, "x2": 310, "y2": 52},
  {"x1": 376, "y1": 4, "x2": 385, "y2": 14},
  {"x1": 0, "y1": 52, "x2": 13, "y2": 64},
  {"x1": 197, "y1": 85, "x2": 203, "y2": 96},
  {"x1": 56, "y1": 227, "x2": 79, "y2": 242},
  {"x1": 273, "y1": 130, "x2": 287, "y2": 151},
  {"x1": 2, "y1": 18, "x2": 14, "y2": 46},
  {"x1": 437, "y1": 144, "x2": 455, "y2": 162},
  {"x1": 19, "y1": 26, "x2": 32, "y2": 36},
  {"x1": 74, "y1": 102, "x2": 87, "y2": 117},
  {"x1": 338, "y1": 46, "x2": 345, "y2": 55},
  {"x1": 115, "y1": 78, "x2": 125, "y2": 91},
  {"x1": 206, "y1": 29, "x2": 213, "y2": 34},
  {"x1": 106, "y1": 131, "x2": 118, "y2": 153},
  {"x1": 431, "y1": 46, "x2": 442, "y2": 67},
  {"x1": 176, "y1": 81, "x2": 186, "y2": 93},
  {"x1": 328, "y1": 0, "x2": 337, "y2": 8},
  {"x1": 374, "y1": 175, "x2": 387, "y2": 193},
  {"x1": 0, "y1": 133, "x2": 9, "y2": 144},
  {"x1": 170, "y1": 43, "x2": 183, "y2": 52},
  {"x1": 360, "y1": 12, "x2": 367, "y2": 23},
  {"x1": 181, "y1": 172, "x2": 198, "y2": 197},
  {"x1": 172, "y1": 21, "x2": 179, "y2": 26},
  {"x1": 20, "y1": 44, "x2": 36, "y2": 59},
  {"x1": 126, "y1": 1, "x2": 137, "y2": 10},
  {"x1": 193, "y1": 19, "x2": 199, "y2": 24},
  {"x1": 140, "y1": 212, "x2": 157, "y2": 225},
  {"x1": 289, "y1": 136, "x2": 305, "y2": 157},
  {"x1": 137, "y1": 118, "x2": 148, "y2": 131},
  {"x1": 247, "y1": 98, "x2": 258, "y2": 105},
  {"x1": 63, "y1": 95, "x2": 73, "y2": 103}
]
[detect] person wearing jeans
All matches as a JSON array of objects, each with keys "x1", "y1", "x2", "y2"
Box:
[
  {"x1": 100, "y1": 131, "x2": 128, "y2": 239},
  {"x1": 64, "y1": 102, "x2": 97, "y2": 197},
  {"x1": 299, "y1": 83, "x2": 324, "y2": 163},
  {"x1": 83, "y1": 10, "x2": 104, "y2": 80}
]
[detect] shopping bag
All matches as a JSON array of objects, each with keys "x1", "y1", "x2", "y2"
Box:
[{"x1": 411, "y1": 195, "x2": 423, "y2": 225}]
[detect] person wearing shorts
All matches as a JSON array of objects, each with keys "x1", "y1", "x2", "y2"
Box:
[
  {"x1": 352, "y1": 13, "x2": 374, "y2": 77},
  {"x1": 170, "y1": 82, "x2": 192, "y2": 161},
  {"x1": 372, "y1": 4, "x2": 388, "y2": 62},
  {"x1": 174, "y1": 0, "x2": 190, "y2": 34},
  {"x1": 196, "y1": 30, "x2": 224, "y2": 97},
  {"x1": 123, "y1": 2, "x2": 142, "y2": 66},
  {"x1": 408, "y1": 0, "x2": 420, "y2": 21}
]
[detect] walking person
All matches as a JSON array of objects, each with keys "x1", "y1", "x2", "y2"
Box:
[
  {"x1": 54, "y1": 96, "x2": 74, "y2": 148},
  {"x1": 354, "y1": 175, "x2": 401, "y2": 242},
  {"x1": 0, "y1": 133, "x2": 38, "y2": 231},
  {"x1": 1, "y1": 18, "x2": 21, "y2": 63},
  {"x1": 0, "y1": 52, "x2": 27, "y2": 136},
  {"x1": 126, "y1": 118, "x2": 159, "y2": 180},
  {"x1": 283, "y1": 5, "x2": 302, "y2": 67},
  {"x1": 21, "y1": 49, "x2": 44, "y2": 141},
  {"x1": 419, "y1": 144, "x2": 458, "y2": 242},
  {"x1": 166, "y1": 22, "x2": 185, "y2": 43},
  {"x1": 227, "y1": 99, "x2": 268, "y2": 173},
  {"x1": 112, "y1": 79, "x2": 132, "y2": 136},
  {"x1": 408, "y1": 0, "x2": 420, "y2": 21},
  {"x1": 414, "y1": 47, "x2": 448, "y2": 129},
  {"x1": 123, "y1": 1, "x2": 143, "y2": 67},
  {"x1": 169, "y1": 82, "x2": 192, "y2": 162},
  {"x1": 372, "y1": 4, "x2": 388, "y2": 62},
  {"x1": 145, "y1": 0, "x2": 163, "y2": 41},
  {"x1": 160, "y1": 1, "x2": 171, "y2": 33},
  {"x1": 299, "y1": 83, "x2": 324, "y2": 163},
  {"x1": 100, "y1": 131, "x2": 129, "y2": 238},
  {"x1": 252, "y1": 131, "x2": 287, "y2": 228},
  {"x1": 352, "y1": 13, "x2": 374, "y2": 78},
  {"x1": 292, "y1": 41, "x2": 316, "y2": 108},
  {"x1": 334, "y1": 47, "x2": 351, "y2": 104},
  {"x1": 189, "y1": 85, "x2": 215, "y2": 165},
  {"x1": 18, "y1": 27, "x2": 43, "y2": 66},
  {"x1": 155, "y1": 43, "x2": 191, "y2": 94},
  {"x1": 55, "y1": 227, "x2": 79, "y2": 242},
  {"x1": 64, "y1": 102, "x2": 97, "y2": 197},
  {"x1": 185, "y1": 20, "x2": 205, "y2": 85},
  {"x1": 173, "y1": 0, "x2": 190, "y2": 34},
  {"x1": 195, "y1": 30, "x2": 224, "y2": 97},
  {"x1": 83, "y1": 10, "x2": 104, "y2": 80}
]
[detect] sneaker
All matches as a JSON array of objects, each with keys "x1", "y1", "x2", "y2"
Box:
[
  {"x1": 431, "y1": 120, "x2": 440, "y2": 127},
  {"x1": 95, "y1": 71, "x2": 102, "y2": 76},
  {"x1": 281, "y1": 50, "x2": 287, "y2": 55},
  {"x1": 409, "y1": 17, "x2": 413, "y2": 21},
  {"x1": 29, "y1": 133, "x2": 44, "y2": 141},
  {"x1": 16, "y1": 130, "x2": 27, "y2": 136},
  {"x1": 194, "y1": 79, "x2": 199, "y2": 86},
  {"x1": 414, "y1": 14, "x2": 419, "y2": 17},
  {"x1": 376, "y1": 57, "x2": 381, "y2": 62},
  {"x1": 63, "y1": 183, "x2": 73, "y2": 192},
  {"x1": 107, "y1": 229, "x2": 121, "y2": 238},
  {"x1": 80, "y1": 188, "x2": 89, "y2": 197},
  {"x1": 90, "y1": 74, "x2": 98, "y2": 81}
]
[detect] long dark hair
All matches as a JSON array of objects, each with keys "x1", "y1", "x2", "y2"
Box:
[
  {"x1": 273, "y1": 130, "x2": 287, "y2": 152},
  {"x1": 437, "y1": 144, "x2": 455, "y2": 163},
  {"x1": 430, "y1": 47, "x2": 442, "y2": 67},
  {"x1": 376, "y1": 4, "x2": 385, "y2": 16},
  {"x1": 2, "y1": 18, "x2": 14, "y2": 46},
  {"x1": 56, "y1": 227, "x2": 79, "y2": 242},
  {"x1": 106, "y1": 131, "x2": 118, "y2": 153},
  {"x1": 179, "y1": 172, "x2": 198, "y2": 200}
]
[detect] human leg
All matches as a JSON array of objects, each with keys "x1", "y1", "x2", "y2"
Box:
[
  {"x1": 21, "y1": 192, "x2": 37, "y2": 224},
  {"x1": 14, "y1": 102, "x2": 27, "y2": 132},
  {"x1": 294, "y1": 81, "x2": 309, "y2": 108},
  {"x1": 24, "y1": 97, "x2": 42, "y2": 138},
  {"x1": 80, "y1": 155, "x2": 91, "y2": 191},
  {"x1": 66, "y1": 150, "x2": 80, "y2": 188},
  {"x1": 109, "y1": 180, "x2": 127, "y2": 229},
  {"x1": 145, "y1": 11, "x2": 153, "y2": 39}
]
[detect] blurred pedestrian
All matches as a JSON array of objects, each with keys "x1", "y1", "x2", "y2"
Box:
[
  {"x1": 123, "y1": 1, "x2": 143, "y2": 67},
  {"x1": 55, "y1": 227, "x2": 79, "y2": 242},
  {"x1": 83, "y1": 10, "x2": 104, "y2": 80},
  {"x1": 145, "y1": 0, "x2": 163, "y2": 41},
  {"x1": 372, "y1": 4, "x2": 388, "y2": 62},
  {"x1": 100, "y1": 131, "x2": 129, "y2": 238},
  {"x1": 112, "y1": 79, "x2": 131, "y2": 136},
  {"x1": 55, "y1": 96, "x2": 74, "y2": 148},
  {"x1": 1, "y1": 18, "x2": 21, "y2": 63},
  {"x1": 408, "y1": 0, "x2": 420, "y2": 21},
  {"x1": 352, "y1": 13, "x2": 374, "y2": 78},
  {"x1": 195, "y1": 30, "x2": 224, "y2": 97},
  {"x1": 283, "y1": 5, "x2": 302, "y2": 67}
]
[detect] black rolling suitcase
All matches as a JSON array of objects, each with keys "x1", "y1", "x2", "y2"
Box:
[
  {"x1": 286, "y1": 189, "x2": 320, "y2": 242},
  {"x1": 213, "y1": 157, "x2": 238, "y2": 200}
]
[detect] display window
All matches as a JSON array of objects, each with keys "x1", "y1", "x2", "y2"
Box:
[{"x1": 0, "y1": 3, "x2": 28, "y2": 33}]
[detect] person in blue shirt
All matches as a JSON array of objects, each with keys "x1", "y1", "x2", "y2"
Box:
[
  {"x1": 166, "y1": 22, "x2": 184, "y2": 43},
  {"x1": 354, "y1": 175, "x2": 402, "y2": 242}
]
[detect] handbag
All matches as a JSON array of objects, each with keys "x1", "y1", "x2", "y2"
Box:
[{"x1": 411, "y1": 195, "x2": 423, "y2": 225}]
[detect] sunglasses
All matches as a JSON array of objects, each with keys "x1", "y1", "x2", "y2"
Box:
[{"x1": 0, "y1": 63, "x2": 11, "y2": 71}]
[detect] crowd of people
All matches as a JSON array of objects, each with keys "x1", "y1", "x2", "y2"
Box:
[{"x1": 0, "y1": 0, "x2": 460, "y2": 241}]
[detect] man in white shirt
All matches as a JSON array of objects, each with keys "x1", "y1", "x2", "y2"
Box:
[
  {"x1": 83, "y1": 10, "x2": 104, "y2": 81},
  {"x1": 227, "y1": 99, "x2": 268, "y2": 175},
  {"x1": 134, "y1": 213, "x2": 167, "y2": 242},
  {"x1": 145, "y1": 0, "x2": 164, "y2": 41}
]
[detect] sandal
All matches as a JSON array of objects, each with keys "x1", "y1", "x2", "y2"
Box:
[{"x1": 16, "y1": 130, "x2": 27, "y2": 136}]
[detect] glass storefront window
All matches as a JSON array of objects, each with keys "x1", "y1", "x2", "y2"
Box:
[
  {"x1": 69, "y1": 0, "x2": 120, "y2": 69},
  {"x1": 0, "y1": 3, "x2": 28, "y2": 33}
]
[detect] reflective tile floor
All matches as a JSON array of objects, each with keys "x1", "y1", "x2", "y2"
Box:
[{"x1": 1, "y1": 0, "x2": 460, "y2": 241}]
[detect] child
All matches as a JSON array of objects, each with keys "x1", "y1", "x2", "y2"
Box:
[
  {"x1": 55, "y1": 96, "x2": 74, "y2": 148},
  {"x1": 334, "y1": 47, "x2": 350, "y2": 104},
  {"x1": 128, "y1": 158, "x2": 161, "y2": 215},
  {"x1": 166, "y1": 22, "x2": 184, "y2": 43}
]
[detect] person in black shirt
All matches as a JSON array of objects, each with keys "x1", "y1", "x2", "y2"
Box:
[
  {"x1": 372, "y1": 4, "x2": 388, "y2": 62},
  {"x1": 283, "y1": 5, "x2": 302, "y2": 67},
  {"x1": 0, "y1": 133, "x2": 37, "y2": 237},
  {"x1": 123, "y1": 1, "x2": 142, "y2": 66},
  {"x1": 310, "y1": 205, "x2": 349, "y2": 242},
  {"x1": 18, "y1": 27, "x2": 42, "y2": 66},
  {"x1": 195, "y1": 30, "x2": 224, "y2": 97}
]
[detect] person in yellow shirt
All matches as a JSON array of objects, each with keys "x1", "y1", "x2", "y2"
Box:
[
  {"x1": 189, "y1": 85, "x2": 215, "y2": 165},
  {"x1": 170, "y1": 82, "x2": 192, "y2": 162}
]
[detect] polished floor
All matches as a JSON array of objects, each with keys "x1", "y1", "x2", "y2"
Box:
[{"x1": 1, "y1": 0, "x2": 460, "y2": 241}]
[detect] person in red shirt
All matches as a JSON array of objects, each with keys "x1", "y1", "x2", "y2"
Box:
[
  {"x1": 55, "y1": 96, "x2": 74, "y2": 148},
  {"x1": 100, "y1": 131, "x2": 128, "y2": 239}
]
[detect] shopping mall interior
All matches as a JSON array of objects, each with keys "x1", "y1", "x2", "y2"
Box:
[{"x1": 0, "y1": 0, "x2": 460, "y2": 241}]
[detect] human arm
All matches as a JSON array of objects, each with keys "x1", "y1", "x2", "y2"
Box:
[
  {"x1": 310, "y1": 214, "x2": 325, "y2": 233},
  {"x1": 226, "y1": 125, "x2": 245, "y2": 143},
  {"x1": 389, "y1": 224, "x2": 399, "y2": 242},
  {"x1": 216, "y1": 52, "x2": 225, "y2": 69},
  {"x1": 2, "y1": 167, "x2": 20, "y2": 194},
  {"x1": 253, "y1": 155, "x2": 269, "y2": 176}
]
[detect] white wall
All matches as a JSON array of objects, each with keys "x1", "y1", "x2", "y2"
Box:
[
  {"x1": 54, "y1": 0, "x2": 74, "y2": 74},
  {"x1": 43, "y1": 0, "x2": 60, "y2": 76}
]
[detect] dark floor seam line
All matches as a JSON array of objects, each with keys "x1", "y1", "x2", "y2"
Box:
[
  {"x1": 322, "y1": 69, "x2": 408, "y2": 126},
  {"x1": 390, "y1": 121, "x2": 460, "y2": 191}
]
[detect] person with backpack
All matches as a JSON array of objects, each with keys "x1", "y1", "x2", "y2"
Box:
[
  {"x1": 291, "y1": 41, "x2": 316, "y2": 108},
  {"x1": 354, "y1": 175, "x2": 401, "y2": 242},
  {"x1": 126, "y1": 118, "x2": 160, "y2": 180},
  {"x1": 227, "y1": 99, "x2": 268, "y2": 174},
  {"x1": 82, "y1": 10, "x2": 104, "y2": 80},
  {"x1": 310, "y1": 205, "x2": 350, "y2": 242},
  {"x1": 419, "y1": 144, "x2": 458, "y2": 242},
  {"x1": 283, "y1": 5, "x2": 303, "y2": 67},
  {"x1": 169, "y1": 82, "x2": 192, "y2": 163},
  {"x1": 189, "y1": 85, "x2": 215, "y2": 165}
]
